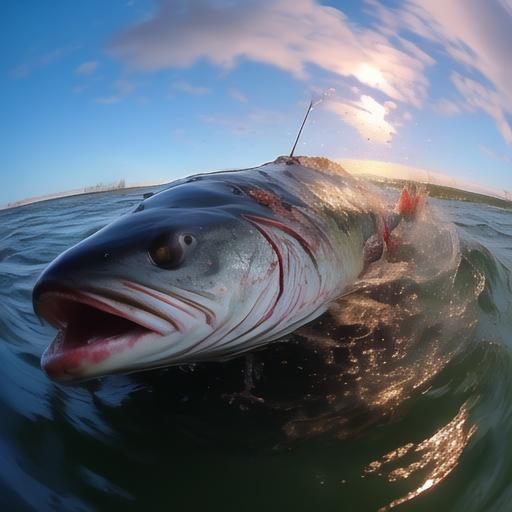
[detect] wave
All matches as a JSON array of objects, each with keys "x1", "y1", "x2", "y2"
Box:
[{"x1": 1, "y1": 184, "x2": 512, "y2": 511}]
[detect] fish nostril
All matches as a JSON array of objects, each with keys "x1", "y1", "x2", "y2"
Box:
[
  {"x1": 231, "y1": 185, "x2": 244, "y2": 196},
  {"x1": 103, "y1": 252, "x2": 112, "y2": 262}
]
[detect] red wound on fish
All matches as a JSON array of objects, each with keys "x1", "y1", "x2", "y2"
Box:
[
  {"x1": 247, "y1": 187, "x2": 292, "y2": 218},
  {"x1": 382, "y1": 222, "x2": 389, "y2": 244},
  {"x1": 397, "y1": 188, "x2": 424, "y2": 218},
  {"x1": 383, "y1": 220, "x2": 390, "y2": 247}
]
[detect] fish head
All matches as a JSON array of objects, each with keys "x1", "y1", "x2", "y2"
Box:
[{"x1": 33, "y1": 180, "x2": 279, "y2": 382}]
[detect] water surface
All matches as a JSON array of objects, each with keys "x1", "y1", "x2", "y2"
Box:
[{"x1": 1, "y1": 185, "x2": 512, "y2": 511}]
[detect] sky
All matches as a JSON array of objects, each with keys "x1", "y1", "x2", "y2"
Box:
[{"x1": 1, "y1": 0, "x2": 512, "y2": 205}]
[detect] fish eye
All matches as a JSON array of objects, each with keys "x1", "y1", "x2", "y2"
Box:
[
  {"x1": 182, "y1": 234, "x2": 194, "y2": 246},
  {"x1": 148, "y1": 233, "x2": 196, "y2": 269}
]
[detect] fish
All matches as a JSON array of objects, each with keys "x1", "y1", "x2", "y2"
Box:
[{"x1": 32, "y1": 155, "x2": 422, "y2": 382}]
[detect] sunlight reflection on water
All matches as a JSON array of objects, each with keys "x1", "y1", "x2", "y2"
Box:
[{"x1": 366, "y1": 401, "x2": 477, "y2": 511}]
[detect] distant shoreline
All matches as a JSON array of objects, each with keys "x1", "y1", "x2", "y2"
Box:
[
  {"x1": 340, "y1": 159, "x2": 512, "y2": 202},
  {"x1": 365, "y1": 175, "x2": 512, "y2": 209},
  {"x1": 3, "y1": 158, "x2": 511, "y2": 211},
  {"x1": 0, "y1": 180, "x2": 169, "y2": 212}
]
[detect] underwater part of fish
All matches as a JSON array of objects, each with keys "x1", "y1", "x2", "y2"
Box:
[{"x1": 32, "y1": 155, "x2": 425, "y2": 382}]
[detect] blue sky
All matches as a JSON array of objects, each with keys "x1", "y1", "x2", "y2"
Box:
[{"x1": 1, "y1": 0, "x2": 512, "y2": 205}]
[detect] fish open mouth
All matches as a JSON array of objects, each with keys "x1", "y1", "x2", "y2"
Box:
[{"x1": 36, "y1": 289, "x2": 170, "y2": 381}]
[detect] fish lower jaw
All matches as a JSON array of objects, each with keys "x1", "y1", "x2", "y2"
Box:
[
  {"x1": 40, "y1": 313, "x2": 221, "y2": 381},
  {"x1": 41, "y1": 328, "x2": 164, "y2": 382}
]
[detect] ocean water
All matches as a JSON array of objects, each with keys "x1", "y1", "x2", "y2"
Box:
[{"x1": 1, "y1": 184, "x2": 512, "y2": 512}]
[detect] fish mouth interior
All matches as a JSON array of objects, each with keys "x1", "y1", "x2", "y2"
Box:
[
  {"x1": 48, "y1": 298, "x2": 152, "y2": 350},
  {"x1": 37, "y1": 290, "x2": 164, "y2": 380}
]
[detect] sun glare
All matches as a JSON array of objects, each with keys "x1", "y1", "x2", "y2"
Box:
[{"x1": 355, "y1": 63, "x2": 387, "y2": 88}]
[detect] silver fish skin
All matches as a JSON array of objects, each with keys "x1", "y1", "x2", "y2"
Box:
[{"x1": 33, "y1": 156, "x2": 392, "y2": 382}]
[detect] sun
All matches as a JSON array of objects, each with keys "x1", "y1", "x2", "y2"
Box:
[{"x1": 355, "y1": 63, "x2": 387, "y2": 88}]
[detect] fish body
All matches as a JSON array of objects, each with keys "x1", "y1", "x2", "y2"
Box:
[{"x1": 33, "y1": 156, "x2": 404, "y2": 382}]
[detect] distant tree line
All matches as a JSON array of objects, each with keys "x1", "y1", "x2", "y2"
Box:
[{"x1": 83, "y1": 179, "x2": 126, "y2": 193}]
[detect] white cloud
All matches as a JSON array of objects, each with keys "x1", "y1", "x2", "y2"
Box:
[
  {"x1": 479, "y1": 144, "x2": 511, "y2": 164},
  {"x1": 229, "y1": 87, "x2": 248, "y2": 103},
  {"x1": 200, "y1": 108, "x2": 285, "y2": 134},
  {"x1": 94, "y1": 79, "x2": 136, "y2": 104},
  {"x1": 109, "y1": 0, "x2": 432, "y2": 107},
  {"x1": 201, "y1": 115, "x2": 247, "y2": 134},
  {"x1": 75, "y1": 61, "x2": 99, "y2": 75},
  {"x1": 328, "y1": 95, "x2": 396, "y2": 144},
  {"x1": 172, "y1": 80, "x2": 210, "y2": 95},
  {"x1": 108, "y1": 0, "x2": 512, "y2": 146},
  {"x1": 9, "y1": 45, "x2": 80, "y2": 78},
  {"x1": 433, "y1": 98, "x2": 463, "y2": 117},
  {"x1": 368, "y1": 0, "x2": 512, "y2": 144},
  {"x1": 451, "y1": 73, "x2": 512, "y2": 144}
]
